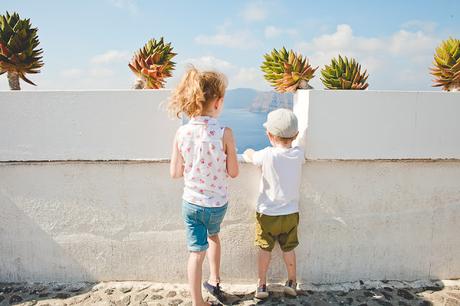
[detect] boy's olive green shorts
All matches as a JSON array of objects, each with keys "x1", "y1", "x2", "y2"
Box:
[{"x1": 255, "y1": 212, "x2": 299, "y2": 252}]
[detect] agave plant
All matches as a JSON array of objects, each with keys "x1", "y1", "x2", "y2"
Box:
[
  {"x1": 0, "y1": 11, "x2": 44, "y2": 90},
  {"x1": 321, "y1": 55, "x2": 368, "y2": 90},
  {"x1": 128, "y1": 37, "x2": 176, "y2": 89},
  {"x1": 261, "y1": 47, "x2": 317, "y2": 93},
  {"x1": 430, "y1": 37, "x2": 460, "y2": 91}
]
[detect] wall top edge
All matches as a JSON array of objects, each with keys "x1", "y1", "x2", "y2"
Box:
[
  {"x1": 303, "y1": 89, "x2": 456, "y2": 94},
  {"x1": 0, "y1": 89, "x2": 172, "y2": 93},
  {"x1": 1, "y1": 158, "x2": 459, "y2": 165},
  {"x1": 0, "y1": 89, "x2": 456, "y2": 94}
]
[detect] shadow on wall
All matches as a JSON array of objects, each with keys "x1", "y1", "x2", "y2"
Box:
[{"x1": 0, "y1": 189, "x2": 94, "y2": 282}]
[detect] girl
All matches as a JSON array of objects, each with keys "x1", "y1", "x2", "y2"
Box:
[{"x1": 169, "y1": 66, "x2": 239, "y2": 306}]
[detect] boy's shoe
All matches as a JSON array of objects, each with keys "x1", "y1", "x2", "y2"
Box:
[
  {"x1": 254, "y1": 284, "x2": 269, "y2": 299},
  {"x1": 284, "y1": 280, "x2": 297, "y2": 296},
  {"x1": 203, "y1": 281, "x2": 225, "y2": 302}
]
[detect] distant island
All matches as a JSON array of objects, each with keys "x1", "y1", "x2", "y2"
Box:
[{"x1": 224, "y1": 88, "x2": 293, "y2": 113}]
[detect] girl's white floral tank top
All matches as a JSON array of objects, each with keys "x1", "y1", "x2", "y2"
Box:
[{"x1": 177, "y1": 116, "x2": 228, "y2": 207}]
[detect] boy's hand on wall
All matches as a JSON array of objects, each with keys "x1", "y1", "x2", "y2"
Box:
[{"x1": 243, "y1": 149, "x2": 255, "y2": 163}]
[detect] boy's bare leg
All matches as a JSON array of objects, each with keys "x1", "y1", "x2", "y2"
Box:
[
  {"x1": 258, "y1": 249, "x2": 272, "y2": 285},
  {"x1": 207, "y1": 234, "x2": 221, "y2": 285},
  {"x1": 188, "y1": 251, "x2": 208, "y2": 306},
  {"x1": 282, "y1": 250, "x2": 297, "y2": 282}
]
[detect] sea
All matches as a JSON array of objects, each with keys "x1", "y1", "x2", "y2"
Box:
[{"x1": 219, "y1": 109, "x2": 270, "y2": 153}]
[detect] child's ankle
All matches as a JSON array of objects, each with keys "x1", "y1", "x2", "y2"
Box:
[
  {"x1": 207, "y1": 277, "x2": 220, "y2": 286},
  {"x1": 257, "y1": 279, "x2": 267, "y2": 286}
]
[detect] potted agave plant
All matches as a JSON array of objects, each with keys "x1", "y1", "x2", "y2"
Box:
[
  {"x1": 128, "y1": 37, "x2": 176, "y2": 89},
  {"x1": 321, "y1": 55, "x2": 368, "y2": 90},
  {"x1": 261, "y1": 47, "x2": 317, "y2": 93},
  {"x1": 0, "y1": 11, "x2": 44, "y2": 90},
  {"x1": 430, "y1": 37, "x2": 460, "y2": 92}
]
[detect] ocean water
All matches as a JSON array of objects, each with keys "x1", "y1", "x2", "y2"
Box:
[{"x1": 219, "y1": 109, "x2": 270, "y2": 153}]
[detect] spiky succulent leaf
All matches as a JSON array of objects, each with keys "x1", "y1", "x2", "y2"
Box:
[
  {"x1": 320, "y1": 55, "x2": 369, "y2": 90},
  {"x1": 128, "y1": 37, "x2": 177, "y2": 89},
  {"x1": 430, "y1": 37, "x2": 460, "y2": 91},
  {"x1": 261, "y1": 47, "x2": 317, "y2": 93},
  {"x1": 0, "y1": 11, "x2": 44, "y2": 86}
]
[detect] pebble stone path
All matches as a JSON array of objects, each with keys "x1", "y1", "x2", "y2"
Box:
[{"x1": 0, "y1": 280, "x2": 459, "y2": 306}]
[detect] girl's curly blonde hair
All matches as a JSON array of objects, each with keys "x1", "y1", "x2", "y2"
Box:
[{"x1": 168, "y1": 65, "x2": 228, "y2": 118}]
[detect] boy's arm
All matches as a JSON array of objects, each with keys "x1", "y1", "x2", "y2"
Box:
[
  {"x1": 170, "y1": 131, "x2": 184, "y2": 178},
  {"x1": 244, "y1": 147, "x2": 267, "y2": 166},
  {"x1": 242, "y1": 148, "x2": 255, "y2": 163},
  {"x1": 224, "y1": 127, "x2": 239, "y2": 178}
]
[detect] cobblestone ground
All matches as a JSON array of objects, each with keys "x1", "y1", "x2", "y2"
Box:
[{"x1": 0, "y1": 280, "x2": 459, "y2": 306}]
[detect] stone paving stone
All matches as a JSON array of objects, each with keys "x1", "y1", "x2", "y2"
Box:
[{"x1": 0, "y1": 280, "x2": 458, "y2": 306}]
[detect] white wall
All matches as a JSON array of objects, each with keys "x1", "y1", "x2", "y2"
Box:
[
  {"x1": 1, "y1": 90, "x2": 459, "y2": 284},
  {"x1": 294, "y1": 90, "x2": 460, "y2": 160},
  {"x1": 1, "y1": 161, "x2": 459, "y2": 283},
  {"x1": 0, "y1": 91, "x2": 180, "y2": 161},
  {"x1": 2, "y1": 90, "x2": 458, "y2": 161}
]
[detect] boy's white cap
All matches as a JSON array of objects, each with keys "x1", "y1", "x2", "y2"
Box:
[{"x1": 263, "y1": 108, "x2": 298, "y2": 138}]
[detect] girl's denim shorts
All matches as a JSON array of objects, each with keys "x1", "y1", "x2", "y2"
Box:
[{"x1": 182, "y1": 200, "x2": 228, "y2": 252}]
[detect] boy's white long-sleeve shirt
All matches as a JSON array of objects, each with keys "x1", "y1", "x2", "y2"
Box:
[{"x1": 252, "y1": 146, "x2": 305, "y2": 216}]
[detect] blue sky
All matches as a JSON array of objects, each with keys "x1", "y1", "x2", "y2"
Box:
[{"x1": 1, "y1": 0, "x2": 459, "y2": 91}]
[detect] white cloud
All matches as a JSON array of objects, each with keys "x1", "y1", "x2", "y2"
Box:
[
  {"x1": 53, "y1": 49, "x2": 133, "y2": 89},
  {"x1": 232, "y1": 67, "x2": 266, "y2": 88},
  {"x1": 264, "y1": 26, "x2": 281, "y2": 38},
  {"x1": 241, "y1": 2, "x2": 267, "y2": 22},
  {"x1": 195, "y1": 29, "x2": 259, "y2": 49},
  {"x1": 107, "y1": 0, "x2": 139, "y2": 14},
  {"x1": 295, "y1": 23, "x2": 441, "y2": 90},
  {"x1": 297, "y1": 23, "x2": 438, "y2": 61},
  {"x1": 91, "y1": 50, "x2": 130, "y2": 65},
  {"x1": 89, "y1": 67, "x2": 114, "y2": 78},
  {"x1": 299, "y1": 24, "x2": 383, "y2": 54},
  {"x1": 61, "y1": 68, "x2": 83, "y2": 78},
  {"x1": 0, "y1": 48, "x2": 135, "y2": 90},
  {"x1": 56, "y1": 50, "x2": 128, "y2": 86},
  {"x1": 388, "y1": 30, "x2": 437, "y2": 57},
  {"x1": 167, "y1": 56, "x2": 268, "y2": 90},
  {"x1": 264, "y1": 25, "x2": 297, "y2": 39},
  {"x1": 401, "y1": 20, "x2": 437, "y2": 33},
  {"x1": 182, "y1": 56, "x2": 235, "y2": 71}
]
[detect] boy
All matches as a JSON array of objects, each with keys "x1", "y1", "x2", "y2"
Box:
[{"x1": 243, "y1": 108, "x2": 304, "y2": 299}]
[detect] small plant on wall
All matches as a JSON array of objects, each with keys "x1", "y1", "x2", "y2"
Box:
[
  {"x1": 321, "y1": 55, "x2": 368, "y2": 90},
  {"x1": 430, "y1": 37, "x2": 460, "y2": 92},
  {"x1": 0, "y1": 12, "x2": 44, "y2": 90},
  {"x1": 128, "y1": 37, "x2": 176, "y2": 89},
  {"x1": 261, "y1": 47, "x2": 317, "y2": 93}
]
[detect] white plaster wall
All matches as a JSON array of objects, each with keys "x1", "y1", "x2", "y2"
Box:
[
  {"x1": 294, "y1": 90, "x2": 460, "y2": 160},
  {"x1": 2, "y1": 90, "x2": 459, "y2": 161},
  {"x1": 0, "y1": 91, "x2": 180, "y2": 161},
  {"x1": 1, "y1": 90, "x2": 460, "y2": 284},
  {"x1": 1, "y1": 161, "x2": 459, "y2": 283}
]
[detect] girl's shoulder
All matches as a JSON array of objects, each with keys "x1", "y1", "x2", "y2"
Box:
[{"x1": 176, "y1": 124, "x2": 192, "y2": 141}]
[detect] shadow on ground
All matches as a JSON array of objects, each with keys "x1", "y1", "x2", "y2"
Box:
[{"x1": 0, "y1": 282, "x2": 95, "y2": 305}]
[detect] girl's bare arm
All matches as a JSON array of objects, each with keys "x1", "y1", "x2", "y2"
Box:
[
  {"x1": 170, "y1": 132, "x2": 184, "y2": 178},
  {"x1": 223, "y1": 127, "x2": 239, "y2": 178}
]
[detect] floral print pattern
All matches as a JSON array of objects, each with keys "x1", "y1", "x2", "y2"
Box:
[{"x1": 177, "y1": 116, "x2": 228, "y2": 207}]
